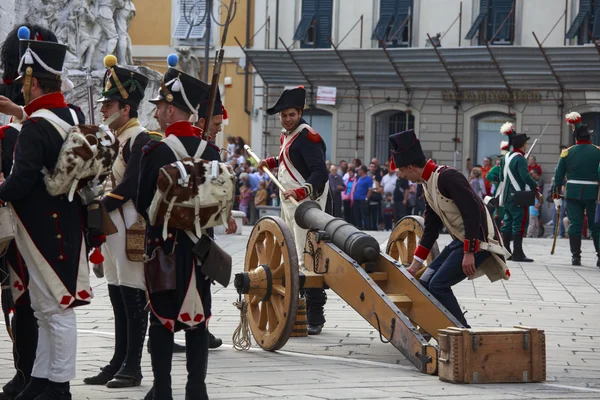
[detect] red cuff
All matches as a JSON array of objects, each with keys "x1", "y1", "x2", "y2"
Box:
[
  {"x1": 414, "y1": 245, "x2": 430, "y2": 261},
  {"x1": 463, "y1": 239, "x2": 480, "y2": 253},
  {"x1": 293, "y1": 188, "x2": 308, "y2": 201},
  {"x1": 266, "y1": 157, "x2": 277, "y2": 169}
]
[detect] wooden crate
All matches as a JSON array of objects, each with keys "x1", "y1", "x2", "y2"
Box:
[{"x1": 437, "y1": 326, "x2": 546, "y2": 384}]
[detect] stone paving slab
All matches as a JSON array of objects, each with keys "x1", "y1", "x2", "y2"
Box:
[{"x1": 1, "y1": 230, "x2": 600, "y2": 399}]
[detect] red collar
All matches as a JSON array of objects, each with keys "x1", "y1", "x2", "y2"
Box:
[
  {"x1": 165, "y1": 121, "x2": 197, "y2": 137},
  {"x1": 192, "y1": 125, "x2": 203, "y2": 137},
  {"x1": 421, "y1": 159, "x2": 437, "y2": 181},
  {"x1": 513, "y1": 148, "x2": 525, "y2": 155},
  {"x1": 24, "y1": 92, "x2": 68, "y2": 116},
  {"x1": 576, "y1": 140, "x2": 592, "y2": 145}
]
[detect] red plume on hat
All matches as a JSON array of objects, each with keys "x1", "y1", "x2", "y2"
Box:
[
  {"x1": 565, "y1": 112, "x2": 581, "y2": 126},
  {"x1": 500, "y1": 122, "x2": 515, "y2": 136}
]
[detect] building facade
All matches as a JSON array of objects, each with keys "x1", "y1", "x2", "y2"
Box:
[
  {"x1": 245, "y1": 0, "x2": 600, "y2": 223},
  {"x1": 128, "y1": 0, "x2": 254, "y2": 150}
]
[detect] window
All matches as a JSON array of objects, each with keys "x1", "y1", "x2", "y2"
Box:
[
  {"x1": 293, "y1": 0, "x2": 333, "y2": 48},
  {"x1": 173, "y1": 0, "x2": 207, "y2": 41},
  {"x1": 465, "y1": 0, "x2": 514, "y2": 45},
  {"x1": 474, "y1": 113, "x2": 513, "y2": 165},
  {"x1": 565, "y1": 0, "x2": 600, "y2": 44},
  {"x1": 373, "y1": 110, "x2": 415, "y2": 164},
  {"x1": 580, "y1": 112, "x2": 600, "y2": 145},
  {"x1": 372, "y1": 0, "x2": 413, "y2": 48}
]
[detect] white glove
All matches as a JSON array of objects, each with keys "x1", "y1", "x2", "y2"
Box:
[{"x1": 553, "y1": 198, "x2": 562, "y2": 208}]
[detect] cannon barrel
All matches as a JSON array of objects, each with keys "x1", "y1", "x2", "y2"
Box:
[{"x1": 295, "y1": 201, "x2": 380, "y2": 264}]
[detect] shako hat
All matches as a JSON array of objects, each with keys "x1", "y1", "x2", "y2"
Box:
[
  {"x1": 198, "y1": 82, "x2": 224, "y2": 118},
  {"x1": 150, "y1": 54, "x2": 210, "y2": 123},
  {"x1": 15, "y1": 26, "x2": 73, "y2": 103},
  {"x1": 267, "y1": 86, "x2": 306, "y2": 115},
  {"x1": 389, "y1": 129, "x2": 426, "y2": 169},
  {"x1": 98, "y1": 55, "x2": 149, "y2": 109}
]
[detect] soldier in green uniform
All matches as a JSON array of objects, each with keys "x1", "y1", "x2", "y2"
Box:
[
  {"x1": 554, "y1": 112, "x2": 600, "y2": 266},
  {"x1": 499, "y1": 123, "x2": 540, "y2": 262}
]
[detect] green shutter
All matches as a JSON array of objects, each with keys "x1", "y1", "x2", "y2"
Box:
[
  {"x1": 566, "y1": 0, "x2": 592, "y2": 39},
  {"x1": 465, "y1": 0, "x2": 489, "y2": 40}
]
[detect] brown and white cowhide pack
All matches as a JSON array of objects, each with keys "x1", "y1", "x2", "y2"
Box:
[
  {"x1": 29, "y1": 110, "x2": 119, "y2": 202},
  {"x1": 148, "y1": 142, "x2": 235, "y2": 239}
]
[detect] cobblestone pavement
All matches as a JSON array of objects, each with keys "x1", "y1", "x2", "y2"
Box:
[{"x1": 1, "y1": 229, "x2": 600, "y2": 399}]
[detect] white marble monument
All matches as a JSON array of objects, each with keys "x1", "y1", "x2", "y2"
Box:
[{"x1": 0, "y1": 0, "x2": 161, "y2": 130}]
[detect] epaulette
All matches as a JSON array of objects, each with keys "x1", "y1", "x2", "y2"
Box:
[
  {"x1": 561, "y1": 146, "x2": 573, "y2": 158},
  {"x1": 148, "y1": 131, "x2": 163, "y2": 141},
  {"x1": 142, "y1": 140, "x2": 162, "y2": 155},
  {"x1": 304, "y1": 126, "x2": 322, "y2": 143}
]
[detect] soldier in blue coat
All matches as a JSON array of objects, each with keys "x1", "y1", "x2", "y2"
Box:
[
  {"x1": 136, "y1": 56, "x2": 236, "y2": 400},
  {"x1": 0, "y1": 24, "x2": 57, "y2": 400},
  {"x1": 0, "y1": 30, "x2": 88, "y2": 400}
]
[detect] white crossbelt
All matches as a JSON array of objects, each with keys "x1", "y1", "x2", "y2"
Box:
[{"x1": 567, "y1": 180, "x2": 599, "y2": 185}]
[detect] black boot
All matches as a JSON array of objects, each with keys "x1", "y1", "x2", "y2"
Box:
[
  {"x1": 208, "y1": 332, "x2": 222, "y2": 349},
  {"x1": 184, "y1": 328, "x2": 209, "y2": 400},
  {"x1": 14, "y1": 378, "x2": 47, "y2": 400},
  {"x1": 1, "y1": 374, "x2": 22, "y2": 400},
  {"x1": 305, "y1": 288, "x2": 326, "y2": 335},
  {"x1": 593, "y1": 237, "x2": 600, "y2": 268},
  {"x1": 142, "y1": 387, "x2": 154, "y2": 400},
  {"x1": 107, "y1": 286, "x2": 148, "y2": 388},
  {"x1": 149, "y1": 315, "x2": 174, "y2": 400},
  {"x1": 569, "y1": 236, "x2": 582, "y2": 266},
  {"x1": 511, "y1": 234, "x2": 533, "y2": 262},
  {"x1": 13, "y1": 304, "x2": 38, "y2": 389},
  {"x1": 83, "y1": 285, "x2": 125, "y2": 385},
  {"x1": 501, "y1": 231, "x2": 513, "y2": 260},
  {"x1": 32, "y1": 381, "x2": 70, "y2": 400},
  {"x1": 147, "y1": 338, "x2": 185, "y2": 354}
]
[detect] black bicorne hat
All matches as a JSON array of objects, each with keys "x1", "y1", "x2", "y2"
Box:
[
  {"x1": 98, "y1": 55, "x2": 149, "y2": 109},
  {"x1": 389, "y1": 129, "x2": 426, "y2": 168},
  {"x1": 574, "y1": 124, "x2": 591, "y2": 138},
  {"x1": 267, "y1": 86, "x2": 306, "y2": 115},
  {"x1": 509, "y1": 133, "x2": 530, "y2": 149}
]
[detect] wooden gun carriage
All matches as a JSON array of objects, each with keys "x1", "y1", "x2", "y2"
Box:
[{"x1": 234, "y1": 201, "x2": 545, "y2": 380}]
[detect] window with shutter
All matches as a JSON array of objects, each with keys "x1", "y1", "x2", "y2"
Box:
[
  {"x1": 294, "y1": 0, "x2": 332, "y2": 48},
  {"x1": 566, "y1": 0, "x2": 593, "y2": 39},
  {"x1": 173, "y1": 0, "x2": 207, "y2": 40},
  {"x1": 372, "y1": 0, "x2": 413, "y2": 48},
  {"x1": 465, "y1": 0, "x2": 489, "y2": 40},
  {"x1": 465, "y1": 0, "x2": 514, "y2": 45}
]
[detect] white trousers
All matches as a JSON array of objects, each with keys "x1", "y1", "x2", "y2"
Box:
[
  {"x1": 280, "y1": 186, "x2": 329, "y2": 269},
  {"x1": 103, "y1": 208, "x2": 145, "y2": 290},
  {"x1": 25, "y1": 255, "x2": 77, "y2": 383}
]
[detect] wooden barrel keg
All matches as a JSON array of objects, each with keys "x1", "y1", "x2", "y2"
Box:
[{"x1": 290, "y1": 297, "x2": 308, "y2": 337}]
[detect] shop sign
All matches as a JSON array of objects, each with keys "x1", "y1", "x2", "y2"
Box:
[{"x1": 442, "y1": 90, "x2": 542, "y2": 103}]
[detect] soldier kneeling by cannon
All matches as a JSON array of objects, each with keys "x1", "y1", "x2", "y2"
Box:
[{"x1": 391, "y1": 130, "x2": 511, "y2": 327}]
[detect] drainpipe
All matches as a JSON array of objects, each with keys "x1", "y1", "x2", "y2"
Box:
[
  {"x1": 275, "y1": 0, "x2": 280, "y2": 49},
  {"x1": 244, "y1": 0, "x2": 252, "y2": 115}
]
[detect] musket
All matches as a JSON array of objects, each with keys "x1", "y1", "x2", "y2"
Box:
[
  {"x1": 525, "y1": 121, "x2": 549, "y2": 159},
  {"x1": 86, "y1": 67, "x2": 95, "y2": 125},
  {"x1": 244, "y1": 145, "x2": 298, "y2": 206},
  {"x1": 201, "y1": 0, "x2": 236, "y2": 141}
]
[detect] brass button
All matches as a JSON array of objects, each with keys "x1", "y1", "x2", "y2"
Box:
[
  {"x1": 52, "y1": 213, "x2": 58, "y2": 218},
  {"x1": 57, "y1": 234, "x2": 62, "y2": 239},
  {"x1": 167, "y1": 233, "x2": 173, "y2": 238},
  {"x1": 59, "y1": 255, "x2": 64, "y2": 260}
]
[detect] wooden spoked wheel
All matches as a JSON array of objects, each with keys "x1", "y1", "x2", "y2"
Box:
[
  {"x1": 386, "y1": 215, "x2": 440, "y2": 279},
  {"x1": 244, "y1": 216, "x2": 299, "y2": 351}
]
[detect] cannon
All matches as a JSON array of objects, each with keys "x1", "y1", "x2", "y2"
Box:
[{"x1": 235, "y1": 202, "x2": 463, "y2": 374}]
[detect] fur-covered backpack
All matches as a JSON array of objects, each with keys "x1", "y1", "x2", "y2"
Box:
[
  {"x1": 29, "y1": 109, "x2": 119, "y2": 201},
  {"x1": 147, "y1": 135, "x2": 235, "y2": 239}
]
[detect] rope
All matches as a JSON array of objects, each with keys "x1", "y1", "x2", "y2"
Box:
[{"x1": 232, "y1": 297, "x2": 252, "y2": 351}]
